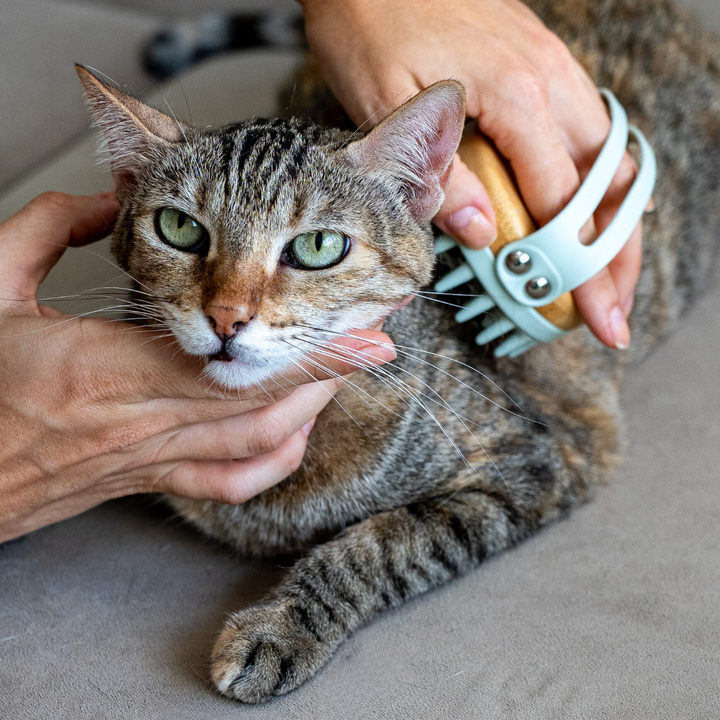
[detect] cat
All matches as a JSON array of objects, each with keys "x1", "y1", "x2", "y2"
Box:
[{"x1": 76, "y1": 0, "x2": 720, "y2": 704}]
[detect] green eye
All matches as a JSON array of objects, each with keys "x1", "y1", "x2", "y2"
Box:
[
  {"x1": 286, "y1": 230, "x2": 349, "y2": 269},
  {"x1": 156, "y1": 208, "x2": 209, "y2": 252}
]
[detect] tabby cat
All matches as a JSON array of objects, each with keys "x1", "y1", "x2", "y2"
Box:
[{"x1": 77, "y1": 0, "x2": 720, "y2": 704}]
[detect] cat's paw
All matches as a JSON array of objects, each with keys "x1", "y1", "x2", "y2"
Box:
[{"x1": 210, "y1": 603, "x2": 330, "y2": 704}]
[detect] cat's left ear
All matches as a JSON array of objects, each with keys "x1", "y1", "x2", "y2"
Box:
[
  {"x1": 345, "y1": 80, "x2": 466, "y2": 223},
  {"x1": 75, "y1": 64, "x2": 191, "y2": 197}
]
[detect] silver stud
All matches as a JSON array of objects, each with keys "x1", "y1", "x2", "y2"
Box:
[
  {"x1": 525, "y1": 277, "x2": 551, "y2": 299},
  {"x1": 506, "y1": 250, "x2": 532, "y2": 274}
]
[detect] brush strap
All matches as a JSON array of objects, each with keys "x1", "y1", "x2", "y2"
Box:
[{"x1": 493, "y1": 89, "x2": 657, "y2": 307}]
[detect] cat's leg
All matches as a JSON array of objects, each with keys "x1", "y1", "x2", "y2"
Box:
[{"x1": 211, "y1": 488, "x2": 545, "y2": 703}]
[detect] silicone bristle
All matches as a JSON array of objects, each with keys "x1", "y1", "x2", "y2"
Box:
[
  {"x1": 475, "y1": 316, "x2": 515, "y2": 345},
  {"x1": 508, "y1": 338, "x2": 537, "y2": 358},
  {"x1": 435, "y1": 263, "x2": 475, "y2": 292},
  {"x1": 455, "y1": 295, "x2": 496, "y2": 323},
  {"x1": 434, "y1": 236, "x2": 456, "y2": 254},
  {"x1": 494, "y1": 331, "x2": 532, "y2": 358}
]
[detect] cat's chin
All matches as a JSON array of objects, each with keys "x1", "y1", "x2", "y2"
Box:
[{"x1": 203, "y1": 355, "x2": 289, "y2": 389}]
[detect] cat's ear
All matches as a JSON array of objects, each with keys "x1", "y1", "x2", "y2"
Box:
[
  {"x1": 345, "y1": 80, "x2": 466, "y2": 223},
  {"x1": 75, "y1": 64, "x2": 191, "y2": 196}
]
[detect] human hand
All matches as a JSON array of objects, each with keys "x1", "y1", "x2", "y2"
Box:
[
  {"x1": 0, "y1": 192, "x2": 395, "y2": 542},
  {"x1": 300, "y1": 0, "x2": 642, "y2": 349}
]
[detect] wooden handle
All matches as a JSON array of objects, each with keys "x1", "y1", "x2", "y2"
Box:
[{"x1": 456, "y1": 125, "x2": 582, "y2": 332}]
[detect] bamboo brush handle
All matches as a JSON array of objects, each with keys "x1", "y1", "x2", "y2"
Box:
[{"x1": 456, "y1": 125, "x2": 582, "y2": 332}]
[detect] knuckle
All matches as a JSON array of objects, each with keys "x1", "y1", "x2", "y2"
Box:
[
  {"x1": 62, "y1": 323, "x2": 118, "y2": 403},
  {"x1": 283, "y1": 441, "x2": 306, "y2": 477},
  {"x1": 539, "y1": 31, "x2": 576, "y2": 74},
  {"x1": 248, "y1": 413, "x2": 288, "y2": 456},
  {"x1": 29, "y1": 191, "x2": 73, "y2": 214},
  {"x1": 215, "y1": 483, "x2": 251, "y2": 506},
  {"x1": 613, "y1": 155, "x2": 639, "y2": 189},
  {"x1": 507, "y1": 68, "x2": 549, "y2": 116}
]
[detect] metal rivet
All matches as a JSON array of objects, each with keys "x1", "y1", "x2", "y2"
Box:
[
  {"x1": 525, "y1": 277, "x2": 551, "y2": 300},
  {"x1": 505, "y1": 250, "x2": 532, "y2": 275}
]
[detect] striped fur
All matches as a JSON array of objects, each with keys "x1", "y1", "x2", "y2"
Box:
[{"x1": 77, "y1": 0, "x2": 720, "y2": 703}]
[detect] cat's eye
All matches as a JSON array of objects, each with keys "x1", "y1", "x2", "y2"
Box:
[
  {"x1": 156, "y1": 208, "x2": 209, "y2": 253},
  {"x1": 284, "y1": 230, "x2": 350, "y2": 270}
]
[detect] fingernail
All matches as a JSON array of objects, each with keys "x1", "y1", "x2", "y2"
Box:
[
  {"x1": 302, "y1": 418, "x2": 316, "y2": 437},
  {"x1": 445, "y1": 206, "x2": 497, "y2": 249},
  {"x1": 610, "y1": 306, "x2": 630, "y2": 349},
  {"x1": 358, "y1": 343, "x2": 397, "y2": 364}
]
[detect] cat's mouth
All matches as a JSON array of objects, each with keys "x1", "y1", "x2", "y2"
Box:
[{"x1": 208, "y1": 349, "x2": 234, "y2": 363}]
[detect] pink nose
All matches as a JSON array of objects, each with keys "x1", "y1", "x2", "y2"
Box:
[{"x1": 204, "y1": 304, "x2": 255, "y2": 340}]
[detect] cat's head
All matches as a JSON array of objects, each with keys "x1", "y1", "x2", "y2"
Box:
[{"x1": 77, "y1": 65, "x2": 465, "y2": 387}]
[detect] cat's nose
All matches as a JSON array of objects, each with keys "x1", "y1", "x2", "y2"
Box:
[{"x1": 204, "y1": 303, "x2": 255, "y2": 339}]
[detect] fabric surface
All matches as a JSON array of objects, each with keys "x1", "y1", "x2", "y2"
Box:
[
  {"x1": 1, "y1": 51, "x2": 720, "y2": 720},
  {"x1": 0, "y1": 0, "x2": 162, "y2": 194}
]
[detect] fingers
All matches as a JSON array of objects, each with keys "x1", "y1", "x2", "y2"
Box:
[
  {"x1": 479, "y1": 66, "x2": 584, "y2": 228},
  {"x1": 0, "y1": 421, "x2": 312, "y2": 540},
  {"x1": 591, "y1": 151, "x2": 643, "y2": 312},
  {"x1": 160, "y1": 426, "x2": 311, "y2": 505},
  {"x1": 573, "y1": 149, "x2": 642, "y2": 347},
  {"x1": 0, "y1": 192, "x2": 119, "y2": 304},
  {"x1": 609, "y1": 224, "x2": 643, "y2": 317},
  {"x1": 574, "y1": 223, "x2": 641, "y2": 349},
  {"x1": 153, "y1": 379, "x2": 340, "y2": 463},
  {"x1": 474, "y1": 50, "x2": 643, "y2": 349},
  {"x1": 433, "y1": 155, "x2": 497, "y2": 249},
  {"x1": 572, "y1": 268, "x2": 629, "y2": 349}
]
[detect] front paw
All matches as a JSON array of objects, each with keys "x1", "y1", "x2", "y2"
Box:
[{"x1": 211, "y1": 603, "x2": 331, "y2": 703}]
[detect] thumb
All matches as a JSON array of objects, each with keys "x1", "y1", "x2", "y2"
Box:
[
  {"x1": 0, "y1": 192, "x2": 119, "y2": 305},
  {"x1": 433, "y1": 155, "x2": 497, "y2": 249}
]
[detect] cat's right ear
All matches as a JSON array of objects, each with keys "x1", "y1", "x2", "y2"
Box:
[
  {"x1": 344, "y1": 80, "x2": 466, "y2": 224},
  {"x1": 75, "y1": 64, "x2": 190, "y2": 197}
]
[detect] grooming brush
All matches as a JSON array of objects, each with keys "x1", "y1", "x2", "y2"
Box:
[{"x1": 434, "y1": 88, "x2": 657, "y2": 358}]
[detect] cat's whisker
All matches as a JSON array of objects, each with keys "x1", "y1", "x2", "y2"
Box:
[
  {"x1": 293, "y1": 336, "x2": 488, "y2": 479},
  {"x1": 198, "y1": 367, "x2": 222, "y2": 397},
  {"x1": 294, "y1": 328, "x2": 517, "y2": 483},
  {"x1": 295, "y1": 323, "x2": 539, "y2": 425},
  {"x1": 352, "y1": 352, "x2": 500, "y2": 484},
  {"x1": 303, "y1": 337, "x2": 493, "y2": 432},
  {"x1": 256, "y1": 380, "x2": 276, "y2": 404},
  {"x1": 131, "y1": 331, "x2": 177, "y2": 350},
  {"x1": 283, "y1": 354, "x2": 372, "y2": 438},
  {"x1": 39, "y1": 284, "x2": 169, "y2": 305},
  {"x1": 301, "y1": 337, "x2": 494, "y2": 481},
  {"x1": 158, "y1": 79, "x2": 193, "y2": 141},
  {"x1": 311, "y1": 350, "x2": 462, "y2": 441},
  {"x1": 0, "y1": 305, "x2": 155, "y2": 338},
  {"x1": 412, "y1": 290, "x2": 489, "y2": 297},
  {"x1": 70, "y1": 248, "x2": 158, "y2": 295},
  {"x1": 286, "y1": 340, "x2": 405, "y2": 422},
  {"x1": 408, "y1": 291, "x2": 484, "y2": 311},
  {"x1": 298, "y1": 335, "x2": 477, "y2": 425}
]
